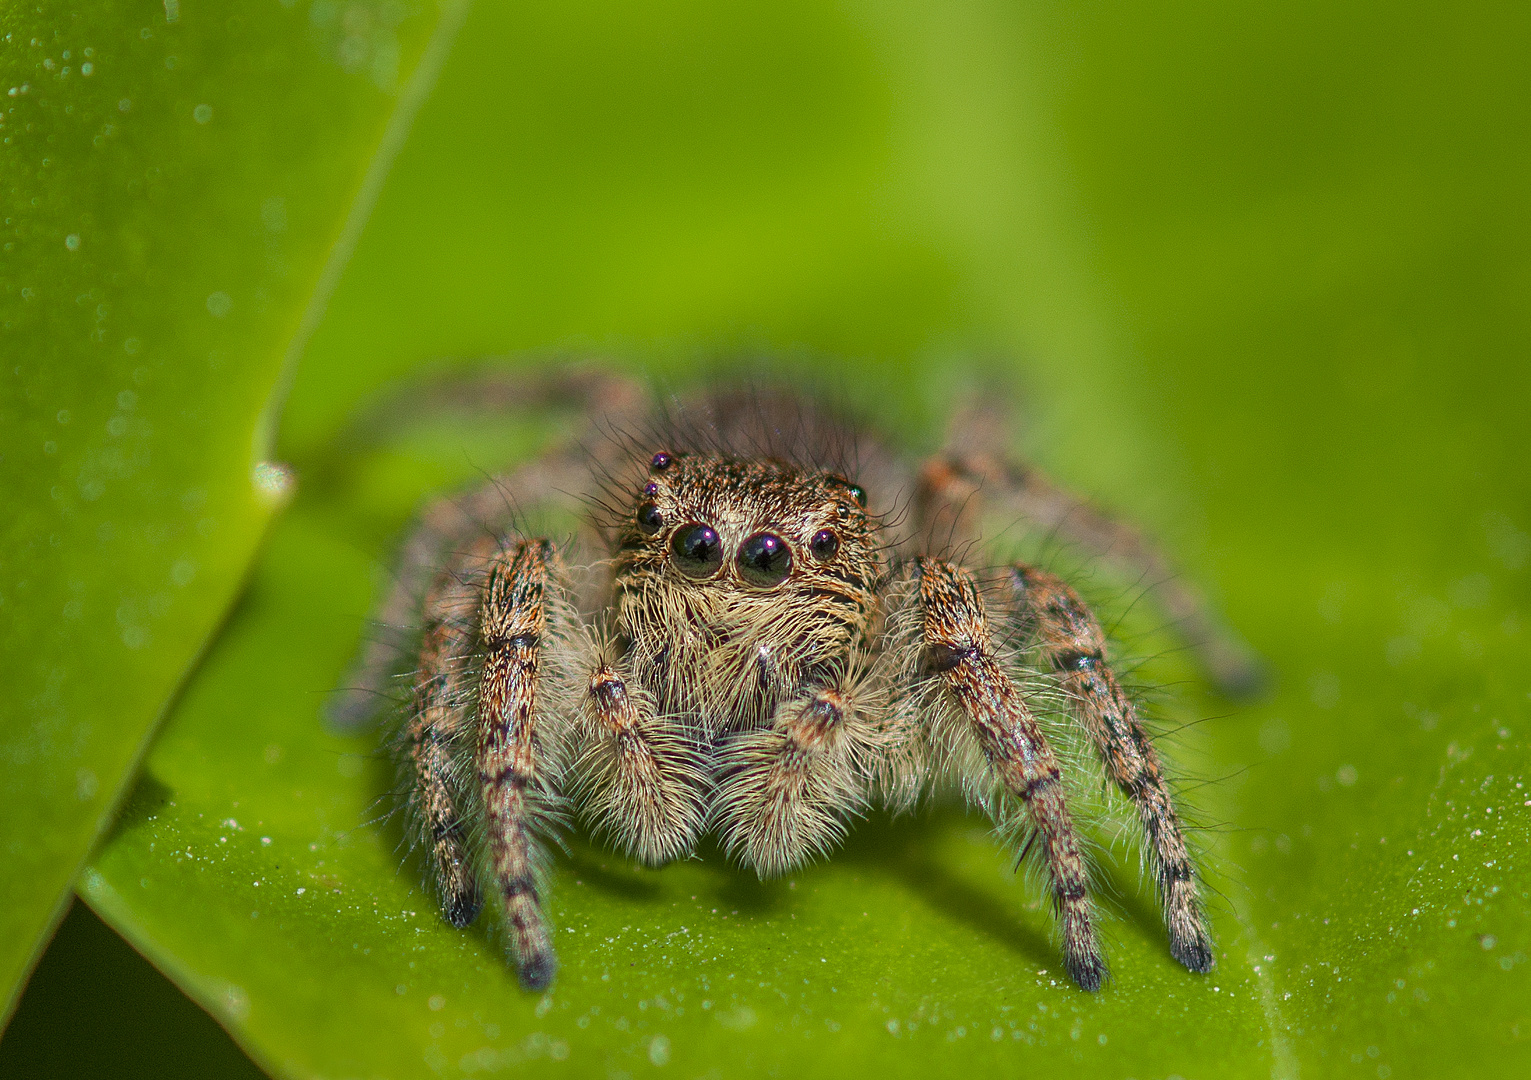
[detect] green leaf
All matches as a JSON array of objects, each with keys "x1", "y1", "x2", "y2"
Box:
[
  {"x1": 75, "y1": 0, "x2": 1531, "y2": 1076},
  {"x1": 0, "y1": 0, "x2": 462, "y2": 1018}
]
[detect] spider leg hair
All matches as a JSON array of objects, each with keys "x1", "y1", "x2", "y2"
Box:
[
  {"x1": 909, "y1": 556, "x2": 1107, "y2": 992},
  {"x1": 914, "y1": 413, "x2": 1263, "y2": 697},
  {"x1": 475, "y1": 538, "x2": 581, "y2": 992},
  {"x1": 1006, "y1": 563, "x2": 1215, "y2": 975},
  {"x1": 571, "y1": 644, "x2": 709, "y2": 867},
  {"x1": 328, "y1": 366, "x2": 648, "y2": 733},
  {"x1": 712, "y1": 665, "x2": 883, "y2": 877},
  {"x1": 398, "y1": 542, "x2": 490, "y2": 933}
]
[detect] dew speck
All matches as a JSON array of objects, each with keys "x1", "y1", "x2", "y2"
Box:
[
  {"x1": 205, "y1": 290, "x2": 232, "y2": 316},
  {"x1": 648, "y1": 1035, "x2": 670, "y2": 1066},
  {"x1": 252, "y1": 460, "x2": 294, "y2": 504},
  {"x1": 193, "y1": 103, "x2": 212, "y2": 124},
  {"x1": 64, "y1": 233, "x2": 80, "y2": 250},
  {"x1": 76, "y1": 768, "x2": 98, "y2": 800}
]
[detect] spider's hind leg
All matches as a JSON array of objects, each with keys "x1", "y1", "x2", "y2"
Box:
[
  {"x1": 326, "y1": 366, "x2": 647, "y2": 733},
  {"x1": 915, "y1": 397, "x2": 1263, "y2": 697},
  {"x1": 399, "y1": 547, "x2": 489, "y2": 931},
  {"x1": 1005, "y1": 563, "x2": 1215, "y2": 974}
]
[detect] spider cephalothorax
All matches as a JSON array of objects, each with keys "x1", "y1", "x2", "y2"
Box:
[
  {"x1": 330, "y1": 368, "x2": 1258, "y2": 993},
  {"x1": 614, "y1": 451, "x2": 881, "y2": 731}
]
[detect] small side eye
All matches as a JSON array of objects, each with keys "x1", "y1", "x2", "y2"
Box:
[
  {"x1": 636, "y1": 502, "x2": 663, "y2": 534},
  {"x1": 810, "y1": 529, "x2": 839, "y2": 561},
  {"x1": 827, "y1": 474, "x2": 868, "y2": 508},
  {"x1": 738, "y1": 532, "x2": 792, "y2": 588},
  {"x1": 671, "y1": 523, "x2": 723, "y2": 578}
]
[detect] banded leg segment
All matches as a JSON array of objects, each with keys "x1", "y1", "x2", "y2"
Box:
[
  {"x1": 405, "y1": 558, "x2": 487, "y2": 930},
  {"x1": 477, "y1": 540, "x2": 561, "y2": 990},
  {"x1": 1008, "y1": 564, "x2": 1214, "y2": 973},
  {"x1": 914, "y1": 444, "x2": 1262, "y2": 697},
  {"x1": 915, "y1": 557, "x2": 1106, "y2": 991},
  {"x1": 577, "y1": 666, "x2": 707, "y2": 866},
  {"x1": 713, "y1": 685, "x2": 867, "y2": 877}
]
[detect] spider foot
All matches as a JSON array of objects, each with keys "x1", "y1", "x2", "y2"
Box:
[
  {"x1": 1065, "y1": 947, "x2": 1109, "y2": 993},
  {"x1": 440, "y1": 884, "x2": 482, "y2": 930},
  {"x1": 516, "y1": 948, "x2": 557, "y2": 993},
  {"x1": 1170, "y1": 927, "x2": 1216, "y2": 974}
]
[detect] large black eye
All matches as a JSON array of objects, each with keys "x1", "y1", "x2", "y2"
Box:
[
  {"x1": 636, "y1": 502, "x2": 663, "y2": 534},
  {"x1": 738, "y1": 532, "x2": 792, "y2": 587},
  {"x1": 671, "y1": 523, "x2": 723, "y2": 578},
  {"x1": 810, "y1": 529, "x2": 839, "y2": 561}
]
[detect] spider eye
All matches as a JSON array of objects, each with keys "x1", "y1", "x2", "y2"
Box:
[
  {"x1": 671, "y1": 523, "x2": 723, "y2": 578},
  {"x1": 650, "y1": 451, "x2": 673, "y2": 471},
  {"x1": 826, "y1": 474, "x2": 868, "y2": 509},
  {"x1": 636, "y1": 502, "x2": 663, "y2": 534},
  {"x1": 738, "y1": 532, "x2": 792, "y2": 587},
  {"x1": 810, "y1": 529, "x2": 839, "y2": 561}
]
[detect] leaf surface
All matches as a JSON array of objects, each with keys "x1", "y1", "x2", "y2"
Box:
[
  {"x1": 76, "y1": 0, "x2": 1531, "y2": 1076},
  {"x1": 0, "y1": 0, "x2": 459, "y2": 1018}
]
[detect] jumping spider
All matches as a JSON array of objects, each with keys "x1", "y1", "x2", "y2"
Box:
[{"x1": 330, "y1": 367, "x2": 1258, "y2": 992}]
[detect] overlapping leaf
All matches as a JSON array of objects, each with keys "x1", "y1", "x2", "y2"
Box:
[{"x1": 0, "y1": 0, "x2": 459, "y2": 1019}]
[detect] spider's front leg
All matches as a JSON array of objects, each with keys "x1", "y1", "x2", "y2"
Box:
[
  {"x1": 712, "y1": 679, "x2": 872, "y2": 877},
  {"x1": 476, "y1": 539, "x2": 570, "y2": 991},
  {"x1": 574, "y1": 662, "x2": 708, "y2": 867},
  {"x1": 913, "y1": 558, "x2": 1107, "y2": 991},
  {"x1": 1007, "y1": 564, "x2": 1215, "y2": 973}
]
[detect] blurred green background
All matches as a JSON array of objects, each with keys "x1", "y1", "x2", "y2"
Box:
[{"x1": 3, "y1": 0, "x2": 1529, "y2": 1077}]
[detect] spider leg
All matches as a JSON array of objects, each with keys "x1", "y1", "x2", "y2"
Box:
[
  {"x1": 327, "y1": 368, "x2": 646, "y2": 732},
  {"x1": 402, "y1": 544, "x2": 490, "y2": 931},
  {"x1": 1006, "y1": 563, "x2": 1215, "y2": 974},
  {"x1": 916, "y1": 444, "x2": 1263, "y2": 698},
  {"x1": 712, "y1": 681, "x2": 872, "y2": 877},
  {"x1": 574, "y1": 663, "x2": 708, "y2": 866},
  {"x1": 476, "y1": 539, "x2": 566, "y2": 991},
  {"x1": 913, "y1": 557, "x2": 1107, "y2": 991},
  {"x1": 332, "y1": 363, "x2": 647, "y2": 454}
]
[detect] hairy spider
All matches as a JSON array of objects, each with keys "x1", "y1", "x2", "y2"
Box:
[{"x1": 329, "y1": 366, "x2": 1257, "y2": 993}]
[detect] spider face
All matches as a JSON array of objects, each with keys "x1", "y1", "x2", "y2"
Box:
[{"x1": 613, "y1": 451, "x2": 882, "y2": 731}]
